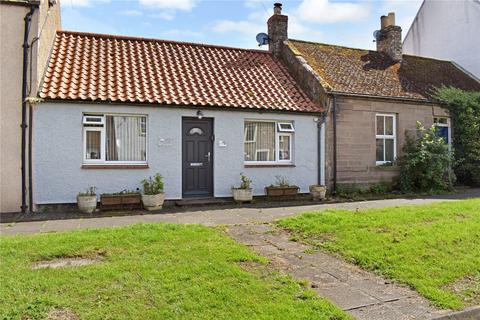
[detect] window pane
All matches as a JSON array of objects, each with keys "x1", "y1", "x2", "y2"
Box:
[
  {"x1": 106, "y1": 116, "x2": 147, "y2": 161},
  {"x1": 385, "y1": 116, "x2": 394, "y2": 135},
  {"x1": 376, "y1": 116, "x2": 384, "y2": 135},
  {"x1": 244, "y1": 122, "x2": 275, "y2": 161},
  {"x1": 436, "y1": 127, "x2": 449, "y2": 144},
  {"x1": 376, "y1": 139, "x2": 384, "y2": 162},
  {"x1": 279, "y1": 135, "x2": 291, "y2": 161},
  {"x1": 86, "y1": 131, "x2": 101, "y2": 160},
  {"x1": 244, "y1": 123, "x2": 256, "y2": 142},
  {"x1": 385, "y1": 139, "x2": 394, "y2": 162}
]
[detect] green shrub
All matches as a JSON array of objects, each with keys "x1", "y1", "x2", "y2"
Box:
[
  {"x1": 435, "y1": 87, "x2": 480, "y2": 186},
  {"x1": 397, "y1": 122, "x2": 455, "y2": 192},
  {"x1": 336, "y1": 184, "x2": 367, "y2": 197},
  {"x1": 141, "y1": 174, "x2": 164, "y2": 195},
  {"x1": 369, "y1": 181, "x2": 393, "y2": 194}
]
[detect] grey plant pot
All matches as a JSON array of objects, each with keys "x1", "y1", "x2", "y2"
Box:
[
  {"x1": 232, "y1": 188, "x2": 253, "y2": 203},
  {"x1": 77, "y1": 195, "x2": 97, "y2": 213},
  {"x1": 141, "y1": 193, "x2": 165, "y2": 211},
  {"x1": 309, "y1": 185, "x2": 327, "y2": 201}
]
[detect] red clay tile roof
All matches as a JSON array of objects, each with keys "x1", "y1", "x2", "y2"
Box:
[
  {"x1": 40, "y1": 31, "x2": 322, "y2": 113},
  {"x1": 288, "y1": 40, "x2": 480, "y2": 101}
]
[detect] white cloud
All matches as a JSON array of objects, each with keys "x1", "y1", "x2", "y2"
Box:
[
  {"x1": 296, "y1": 0, "x2": 370, "y2": 24},
  {"x1": 61, "y1": 0, "x2": 109, "y2": 8},
  {"x1": 161, "y1": 29, "x2": 202, "y2": 38},
  {"x1": 212, "y1": 20, "x2": 262, "y2": 35},
  {"x1": 148, "y1": 11, "x2": 175, "y2": 21},
  {"x1": 120, "y1": 9, "x2": 143, "y2": 17},
  {"x1": 139, "y1": 0, "x2": 196, "y2": 11}
]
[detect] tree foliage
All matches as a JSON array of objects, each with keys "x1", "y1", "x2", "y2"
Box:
[
  {"x1": 435, "y1": 87, "x2": 480, "y2": 186},
  {"x1": 397, "y1": 122, "x2": 455, "y2": 192}
]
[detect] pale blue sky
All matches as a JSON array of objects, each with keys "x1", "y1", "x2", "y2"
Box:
[{"x1": 61, "y1": 0, "x2": 423, "y2": 50}]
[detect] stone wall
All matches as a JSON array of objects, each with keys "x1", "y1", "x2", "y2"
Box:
[{"x1": 324, "y1": 96, "x2": 449, "y2": 187}]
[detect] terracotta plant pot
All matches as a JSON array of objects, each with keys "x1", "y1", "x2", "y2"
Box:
[
  {"x1": 264, "y1": 186, "x2": 299, "y2": 197},
  {"x1": 141, "y1": 193, "x2": 165, "y2": 211},
  {"x1": 232, "y1": 188, "x2": 253, "y2": 203},
  {"x1": 309, "y1": 185, "x2": 327, "y2": 201},
  {"x1": 77, "y1": 195, "x2": 97, "y2": 213}
]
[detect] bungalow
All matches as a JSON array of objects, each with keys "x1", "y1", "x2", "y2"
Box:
[
  {"x1": 30, "y1": 3, "x2": 480, "y2": 208},
  {"x1": 34, "y1": 31, "x2": 324, "y2": 205}
]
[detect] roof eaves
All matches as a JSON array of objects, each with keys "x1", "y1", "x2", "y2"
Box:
[{"x1": 329, "y1": 90, "x2": 442, "y2": 104}]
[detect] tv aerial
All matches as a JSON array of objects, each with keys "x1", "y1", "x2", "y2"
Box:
[{"x1": 256, "y1": 33, "x2": 269, "y2": 47}]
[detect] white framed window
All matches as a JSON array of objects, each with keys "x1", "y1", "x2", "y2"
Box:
[
  {"x1": 244, "y1": 120, "x2": 293, "y2": 164},
  {"x1": 434, "y1": 117, "x2": 451, "y2": 145},
  {"x1": 277, "y1": 122, "x2": 295, "y2": 132},
  {"x1": 375, "y1": 114, "x2": 396, "y2": 165},
  {"x1": 83, "y1": 114, "x2": 147, "y2": 164}
]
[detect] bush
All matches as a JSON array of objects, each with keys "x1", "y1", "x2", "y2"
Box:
[
  {"x1": 435, "y1": 87, "x2": 480, "y2": 186},
  {"x1": 141, "y1": 174, "x2": 164, "y2": 195},
  {"x1": 397, "y1": 122, "x2": 455, "y2": 192},
  {"x1": 369, "y1": 181, "x2": 393, "y2": 194}
]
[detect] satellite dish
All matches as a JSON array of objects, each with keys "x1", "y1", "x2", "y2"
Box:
[
  {"x1": 373, "y1": 30, "x2": 381, "y2": 42},
  {"x1": 256, "y1": 33, "x2": 269, "y2": 47}
]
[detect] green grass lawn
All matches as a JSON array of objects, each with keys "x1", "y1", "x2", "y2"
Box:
[
  {"x1": 278, "y1": 199, "x2": 480, "y2": 310},
  {"x1": 0, "y1": 223, "x2": 349, "y2": 320}
]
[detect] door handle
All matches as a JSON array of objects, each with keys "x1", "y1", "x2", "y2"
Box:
[{"x1": 205, "y1": 152, "x2": 211, "y2": 162}]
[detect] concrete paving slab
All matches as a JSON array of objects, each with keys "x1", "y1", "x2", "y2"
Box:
[
  {"x1": 313, "y1": 283, "x2": 380, "y2": 310},
  {"x1": 349, "y1": 302, "x2": 414, "y2": 320}
]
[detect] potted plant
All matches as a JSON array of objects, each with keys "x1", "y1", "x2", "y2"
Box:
[
  {"x1": 265, "y1": 175, "x2": 299, "y2": 197},
  {"x1": 309, "y1": 185, "x2": 327, "y2": 201},
  {"x1": 231, "y1": 173, "x2": 253, "y2": 203},
  {"x1": 77, "y1": 186, "x2": 97, "y2": 213},
  {"x1": 100, "y1": 189, "x2": 142, "y2": 209},
  {"x1": 141, "y1": 173, "x2": 165, "y2": 211}
]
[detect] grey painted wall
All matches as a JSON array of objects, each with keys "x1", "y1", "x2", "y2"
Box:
[
  {"x1": 34, "y1": 103, "x2": 321, "y2": 204},
  {"x1": 403, "y1": 0, "x2": 480, "y2": 78}
]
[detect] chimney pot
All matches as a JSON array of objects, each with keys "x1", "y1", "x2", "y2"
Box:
[
  {"x1": 274, "y1": 3, "x2": 282, "y2": 15},
  {"x1": 388, "y1": 12, "x2": 395, "y2": 26},
  {"x1": 380, "y1": 15, "x2": 389, "y2": 29}
]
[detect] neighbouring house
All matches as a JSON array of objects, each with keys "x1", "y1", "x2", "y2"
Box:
[
  {"x1": 3, "y1": 2, "x2": 480, "y2": 211},
  {"x1": 0, "y1": 0, "x2": 60, "y2": 213},
  {"x1": 266, "y1": 5, "x2": 480, "y2": 189},
  {"x1": 403, "y1": 0, "x2": 480, "y2": 79}
]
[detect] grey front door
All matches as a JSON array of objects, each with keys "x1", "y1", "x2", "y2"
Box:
[{"x1": 182, "y1": 117, "x2": 214, "y2": 198}]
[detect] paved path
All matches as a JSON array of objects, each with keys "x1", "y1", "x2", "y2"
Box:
[
  {"x1": 0, "y1": 197, "x2": 459, "y2": 235},
  {"x1": 227, "y1": 224, "x2": 450, "y2": 320}
]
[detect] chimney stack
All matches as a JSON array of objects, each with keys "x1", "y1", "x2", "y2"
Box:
[
  {"x1": 376, "y1": 12, "x2": 402, "y2": 62},
  {"x1": 267, "y1": 3, "x2": 288, "y2": 57}
]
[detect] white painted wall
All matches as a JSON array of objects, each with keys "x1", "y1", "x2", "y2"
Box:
[
  {"x1": 403, "y1": 0, "x2": 480, "y2": 78},
  {"x1": 34, "y1": 103, "x2": 322, "y2": 204}
]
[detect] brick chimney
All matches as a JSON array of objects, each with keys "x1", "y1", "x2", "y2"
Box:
[
  {"x1": 267, "y1": 3, "x2": 288, "y2": 57},
  {"x1": 376, "y1": 12, "x2": 402, "y2": 62}
]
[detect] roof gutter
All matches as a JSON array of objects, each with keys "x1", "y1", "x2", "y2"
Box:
[
  {"x1": 21, "y1": 4, "x2": 38, "y2": 213},
  {"x1": 328, "y1": 90, "x2": 443, "y2": 105}
]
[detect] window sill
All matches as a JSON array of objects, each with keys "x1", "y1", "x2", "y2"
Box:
[
  {"x1": 82, "y1": 164, "x2": 149, "y2": 169},
  {"x1": 244, "y1": 164, "x2": 296, "y2": 168},
  {"x1": 374, "y1": 164, "x2": 399, "y2": 171}
]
